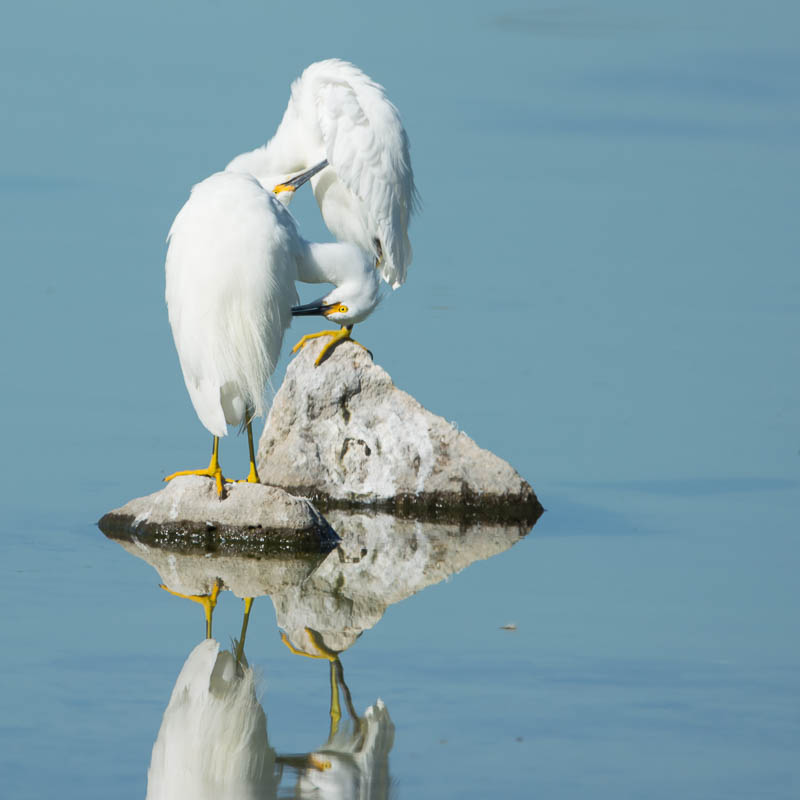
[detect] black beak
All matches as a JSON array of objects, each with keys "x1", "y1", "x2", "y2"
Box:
[
  {"x1": 291, "y1": 297, "x2": 334, "y2": 317},
  {"x1": 281, "y1": 159, "x2": 329, "y2": 191}
]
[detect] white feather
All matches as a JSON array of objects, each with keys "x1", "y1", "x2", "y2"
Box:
[
  {"x1": 145, "y1": 639, "x2": 277, "y2": 800},
  {"x1": 226, "y1": 59, "x2": 417, "y2": 290},
  {"x1": 165, "y1": 171, "x2": 381, "y2": 441},
  {"x1": 165, "y1": 172, "x2": 298, "y2": 437}
]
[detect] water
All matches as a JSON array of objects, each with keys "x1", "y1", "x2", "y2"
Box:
[{"x1": 1, "y1": 0, "x2": 798, "y2": 797}]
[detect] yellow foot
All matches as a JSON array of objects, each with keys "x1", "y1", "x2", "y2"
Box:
[
  {"x1": 235, "y1": 462, "x2": 260, "y2": 484},
  {"x1": 165, "y1": 436, "x2": 227, "y2": 497},
  {"x1": 160, "y1": 579, "x2": 222, "y2": 638},
  {"x1": 292, "y1": 328, "x2": 370, "y2": 366},
  {"x1": 164, "y1": 465, "x2": 227, "y2": 497}
]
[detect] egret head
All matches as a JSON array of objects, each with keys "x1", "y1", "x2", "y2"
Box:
[
  {"x1": 271, "y1": 159, "x2": 329, "y2": 206},
  {"x1": 292, "y1": 263, "x2": 381, "y2": 327}
]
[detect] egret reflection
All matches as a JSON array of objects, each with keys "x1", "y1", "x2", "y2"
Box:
[
  {"x1": 283, "y1": 699, "x2": 395, "y2": 800},
  {"x1": 146, "y1": 608, "x2": 393, "y2": 800},
  {"x1": 277, "y1": 633, "x2": 394, "y2": 800},
  {"x1": 146, "y1": 638, "x2": 277, "y2": 800}
]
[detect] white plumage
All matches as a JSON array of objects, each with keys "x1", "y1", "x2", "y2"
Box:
[
  {"x1": 226, "y1": 59, "x2": 417, "y2": 289},
  {"x1": 146, "y1": 639, "x2": 277, "y2": 800},
  {"x1": 165, "y1": 170, "x2": 379, "y2": 451},
  {"x1": 164, "y1": 61, "x2": 413, "y2": 489},
  {"x1": 296, "y1": 700, "x2": 395, "y2": 800},
  {"x1": 166, "y1": 171, "x2": 298, "y2": 437}
]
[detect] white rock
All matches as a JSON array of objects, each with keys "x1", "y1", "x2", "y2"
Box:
[
  {"x1": 257, "y1": 339, "x2": 541, "y2": 520},
  {"x1": 98, "y1": 475, "x2": 338, "y2": 554}
]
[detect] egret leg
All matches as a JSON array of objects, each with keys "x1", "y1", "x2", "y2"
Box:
[
  {"x1": 292, "y1": 326, "x2": 371, "y2": 366},
  {"x1": 235, "y1": 421, "x2": 260, "y2": 484},
  {"x1": 234, "y1": 597, "x2": 254, "y2": 665},
  {"x1": 160, "y1": 578, "x2": 221, "y2": 639},
  {"x1": 164, "y1": 436, "x2": 227, "y2": 497}
]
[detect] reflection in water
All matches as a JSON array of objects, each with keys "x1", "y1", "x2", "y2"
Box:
[
  {"x1": 110, "y1": 512, "x2": 531, "y2": 654},
  {"x1": 105, "y1": 512, "x2": 535, "y2": 798},
  {"x1": 160, "y1": 578, "x2": 222, "y2": 639},
  {"x1": 146, "y1": 639, "x2": 277, "y2": 800},
  {"x1": 279, "y1": 625, "x2": 394, "y2": 798},
  {"x1": 274, "y1": 511, "x2": 532, "y2": 655},
  {"x1": 145, "y1": 631, "x2": 393, "y2": 800},
  {"x1": 290, "y1": 699, "x2": 394, "y2": 800},
  {"x1": 277, "y1": 650, "x2": 395, "y2": 800}
]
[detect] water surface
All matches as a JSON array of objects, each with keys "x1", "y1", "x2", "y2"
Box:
[{"x1": 1, "y1": 0, "x2": 798, "y2": 797}]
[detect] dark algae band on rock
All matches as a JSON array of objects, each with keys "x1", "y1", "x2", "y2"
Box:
[
  {"x1": 97, "y1": 476, "x2": 339, "y2": 555},
  {"x1": 98, "y1": 513, "x2": 340, "y2": 556},
  {"x1": 273, "y1": 487, "x2": 543, "y2": 525},
  {"x1": 257, "y1": 339, "x2": 542, "y2": 521}
]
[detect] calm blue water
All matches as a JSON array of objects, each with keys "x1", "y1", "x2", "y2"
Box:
[{"x1": 1, "y1": 0, "x2": 799, "y2": 797}]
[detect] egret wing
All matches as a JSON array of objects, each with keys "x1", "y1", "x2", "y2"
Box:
[{"x1": 306, "y1": 60, "x2": 417, "y2": 289}]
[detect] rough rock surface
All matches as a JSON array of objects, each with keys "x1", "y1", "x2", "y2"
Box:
[
  {"x1": 257, "y1": 339, "x2": 542, "y2": 521},
  {"x1": 98, "y1": 475, "x2": 339, "y2": 554}
]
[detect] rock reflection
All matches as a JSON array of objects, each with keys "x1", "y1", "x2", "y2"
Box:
[
  {"x1": 109, "y1": 512, "x2": 531, "y2": 651},
  {"x1": 273, "y1": 511, "x2": 531, "y2": 654}
]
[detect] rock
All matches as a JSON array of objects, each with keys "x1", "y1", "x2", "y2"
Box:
[
  {"x1": 257, "y1": 339, "x2": 542, "y2": 521},
  {"x1": 98, "y1": 475, "x2": 339, "y2": 555}
]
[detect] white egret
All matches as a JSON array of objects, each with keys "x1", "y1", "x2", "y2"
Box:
[
  {"x1": 164, "y1": 170, "x2": 379, "y2": 496},
  {"x1": 226, "y1": 59, "x2": 417, "y2": 364}
]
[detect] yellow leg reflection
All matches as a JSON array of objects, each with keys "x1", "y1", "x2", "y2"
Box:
[
  {"x1": 235, "y1": 597, "x2": 254, "y2": 665},
  {"x1": 280, "y1": 628, "x2": 364, "y2": 740},
  {"x1": 160, "y1": 578, "x2": 221, "y2": 639},
  {"x1": 276, "y1": 754, "x2": 332, "y2": 772},
  {"x1": 329, "y1": 660, "x2": 341, "y2": 738},
  {"x1": 292, "y1": 326, "x2": 371, "y2": 366},
  {"x1": 164, "y1": 435, "x2": 227, "y2": 497},
  {"x1": 280, "y1": 627, "x2": 340, "y2": 661},
  {"x1": 332, "y1": 657, "x2": 360, "y2": 734}
]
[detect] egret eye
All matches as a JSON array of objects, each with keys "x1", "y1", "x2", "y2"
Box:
[{"x1": 338, "y1": 304, "x2": 349, "y2": 313}]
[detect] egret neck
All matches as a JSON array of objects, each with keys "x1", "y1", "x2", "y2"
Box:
[{"x1": 292, "y1": 242, "x2": 381, "y2": 366}]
